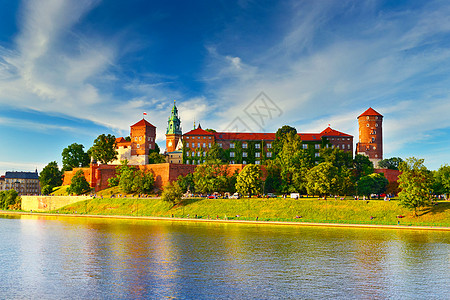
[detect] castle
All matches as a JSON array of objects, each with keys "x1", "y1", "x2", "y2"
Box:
[
  {"x1": 109, "y1": 103, "x2": 383, "y2": 167},
  {"x1": 63, "y1": 105, "x2": 385, "y2": 191}
]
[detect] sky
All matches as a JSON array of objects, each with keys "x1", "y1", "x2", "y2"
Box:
[{"x1": 1, "y1": 0, "x2": 450, "y2": 174}]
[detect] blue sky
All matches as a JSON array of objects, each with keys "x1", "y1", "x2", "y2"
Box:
[{"x1": 1, "y1": 0, "x2": 450, "y2": 174}]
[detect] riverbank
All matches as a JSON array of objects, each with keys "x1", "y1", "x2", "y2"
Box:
[
  {"x1": 1, "y1": 210, "x2": 449, "y2": 231},
  {"x1": 7, "y1": 196, "x2": 450, "y2": 228}
]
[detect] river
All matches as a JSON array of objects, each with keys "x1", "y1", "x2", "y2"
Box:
[{"x1": 0, "y1": 214, "x2": 448, "y2": 299}]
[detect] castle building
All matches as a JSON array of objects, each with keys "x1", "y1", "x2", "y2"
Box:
[
  {"x1": 0, "y1": 171, "x2": 40, "y2": 195},
  {"x1": 356, "y1": 107, "x2": 383, "y2": 167},
  {"x1": 111, "y1": 118, "x2": 156, "y2": 165},
  {"x1": 183, "y1": 124, "x2": 353, "y2": 165}
]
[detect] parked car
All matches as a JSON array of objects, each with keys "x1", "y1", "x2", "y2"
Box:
[
  {"x1": 267, "y1": 193, "x2": 276, "y2": 198},
  {"x1": 230, "y1": 193, "x2": 241, "y2": 199}
]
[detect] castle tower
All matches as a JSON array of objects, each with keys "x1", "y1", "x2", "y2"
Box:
[
  {"x1": 356, "y1": 107, "x2": 383, "y2": 167},
  {"x1": 166, "y1": 101, "x2": 182, "y2": 153},
  {"x1": 130, "y1": 118, "x2": 156, "y2": 164}
]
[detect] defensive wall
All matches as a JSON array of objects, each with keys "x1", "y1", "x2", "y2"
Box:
[
  {"x1": 62, "y1": 163, "x2": 249, "y2": 192},
  {"x1": 21, "y1": 195, "x2": 92, "y2": 212}
]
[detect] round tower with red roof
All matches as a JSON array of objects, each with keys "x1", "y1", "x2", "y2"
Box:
[{"x1": 356, "y1": 107, "x2": 383, "y2": 167}]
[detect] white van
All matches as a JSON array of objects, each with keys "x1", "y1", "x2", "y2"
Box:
[{"x1": 290, "y1": 193, "x2": 300, "y2": 199}]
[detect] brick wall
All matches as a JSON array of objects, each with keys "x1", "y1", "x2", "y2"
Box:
[{"x1": 374, "y1": 169, "x2": 400, "y2": 183}]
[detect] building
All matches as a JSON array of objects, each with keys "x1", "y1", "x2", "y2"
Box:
[
  {"x1": 111, "y1": 118, "x2": 157, "y2": 165},
  {"x1": 165, "y1": 101, "x2": 184, "y2": 164},
  {"x1": 183, "y1": 124, "x2": 353, "y2": 165},
  {"x1": 1, "y1": 171, "x2": 40, "y2": 195},
  {"x1": 356, "y1": 107, "x2": 383, "y2": 167}
]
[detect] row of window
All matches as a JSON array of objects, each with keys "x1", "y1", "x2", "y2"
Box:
[
  {"x1": 185, "y1": 151, "x2": 273, "y2": 158},
  {"x1": 185, "y1": 160, "x2": 261, "y2": 165},
  {"x1": 185, "y1": 136, "x2": 213, "y2": 139},
  {"x1": 133, "y1": 136, "x2": 154, "y2": 142}
]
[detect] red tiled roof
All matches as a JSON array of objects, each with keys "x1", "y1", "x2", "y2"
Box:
[
  {"x1": 320, "y1": 127, "x2": 352, "y2": 137},
  {"x1": 116, "y1": 137, "x2": 126, "y2": 143},
  {"x1": 184, "y1": 127, "x2": 215, "y2": 136},
  {"x1": 131, "y1": 118, "x2": 156, "y2": 128},
  {"x1": 214, "y1": 132, "x2": 276, "y2": 140},
  {"x1": 358, "y1": 107, "x2": 382, "y2": 118}
]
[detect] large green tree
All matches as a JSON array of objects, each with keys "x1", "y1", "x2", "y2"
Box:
[
  {"x1": 89, "y1": 134, "x2": 117, "y2": 164},
  {"x1": 236, "y1": 164, "x2": 262, "y2": 196},
  {"x1": 432, "y1": 164, "x2": 450, "y2": 199},
  {"x1": 39, "y1": 161, "x2": 62, "y2": 194},
  {"x1": 353, "y1": 154, "x2": 374, "y2": 180},
  {"x1": 319, "y1": 147, "x2": 355, "y2": 195},
  {"x1": 193, "y1": 159, "x2": 228, "y2": 194},
  {"x1": 67, "y1": 169, "x2": 91, "y2": 195},
  {"x1": 272, "y1": 125, "x2": 297, "y2": 156},
  {"x1": 398, "y1": 157, "x2": 433, "y2": 216},
  {"x1": 305, "y1": 162, "x2": 339, "y2": 198},
  {"x1": 356, "y1": 173, "x2": 388, "y2": 197},
  {"x1": 61, "y1": 143, "x2": 90, "y2": 171},
  {"x1": 277, "y1": 132, "x2": 312, "y2": 193},
  {"x1": 177, "y1": 173, "x2": 195, "y2": 193}
]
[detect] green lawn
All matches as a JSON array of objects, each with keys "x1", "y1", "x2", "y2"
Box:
[{"x1": 54, "y1": 196, "x2": 450, "y2": 227}]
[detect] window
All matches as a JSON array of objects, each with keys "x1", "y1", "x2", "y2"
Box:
[
  {"x1": 255, "y1": 160, "x2": 260, "y2": 165},
  {"x1": 243, "y1": 152, "x2": 247, "y2": 157},
  {"x1": 366, "y1": 116, "x2": 369, "y2": 120},
  {"x1": 186, "y1": 143, "x2": 189, "y2": 148},
  {"x1": 243, "y1": 160, "x2": 247, "y2": 164},
  {"x1": 135, "y1": 137, "x2": 137, "y2": 141},
  {"x1": 348, "y1": 144, "x2": 351, "y2": 149},
  {"x1": 373, "y1": 146, "x2": 376, "y2": 150},
  {"x1": 230, "y1": 143, "x2": 235, "y2": 148},
  {"x1": 371, "y1": 137, "x2": 375, "y2": 142},
  {"x1": 230, "y1": 152, "x2": 235, "y2": 157},
  {"x1": 197, "y1": 151, "x2": 201, "y2": 156},
  {"x1": 137, "y1": 144, "x2": 140, "y2": 148},
  {"x1": 302, "y1": 144, "x2": 308, "y2": 149},
  {"x1": 186, "y1": 160, "x2": 190, "y2": 164},
  {"x1": 186, "y1": 136, "x2": 189, "y2": 139},
  {"x1": 218, "y1": 143, "x2": 222, "y2": 148},
  {"x1": 208, "y1": 143, "x2": 211, "y2": 148},
  {"x1": 197, "y1": 143, "x2": 200, "y2": 148},
  {"x1": 243, "y1": 143, "x2": 247, "y2": 149},
  {"x1": 203, "y1": 143, "x2": 206, "y2": 148},
  {"x1": 209, "y1": 137, "x2": 211, "y2": 139},
  {"x1": 139, "y1": 136, "x2": 142, "y2": 141},
  {"x1": 315, "y1": 153, "x2": 320, "y2": 157},
  {"x1": 255, "y1": 143, "x2": 261, "y2": 149},
  {"x1": 203, "y1": 151, "x2": 206, "y2": 156},
  {"x1": 231, "y1": 160, "x2": 235, "y2": 164},
  {"x1": 197, "y1": 137, "x2": 200, "y2": 139},
  {"x1": 315, "y1": 144, "x2": 320, "y2": 150},
  {"x1": 186, "y1": 152, "x2": 190, "y2": 157},
  {"x1": 255, "y1": 152, "x2": 261, "y2": 158},
  {"x1": 267, "y1": 143, "x2": 272, "y2": 149},
  {"x1": 203, "y1": 160, "x2": 205, "y2": 163},
  {"x1": 267, "y1": 152, "x2": 272, "y2": 157},
  {"x1": 366, "y1": 124, "x2": 369, "y2": 127},
  {"x1": 375, "y1": 123, "x2": 379, "y2": 127}
]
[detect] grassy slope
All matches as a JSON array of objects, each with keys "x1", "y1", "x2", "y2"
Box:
[{"x1": 55, "y1": 196, "x2": 450, "y2": 226}]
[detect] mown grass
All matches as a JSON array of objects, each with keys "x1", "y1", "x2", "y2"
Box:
[{"x1": 54, "y1": 196, "x2": 450, "y2": 227}]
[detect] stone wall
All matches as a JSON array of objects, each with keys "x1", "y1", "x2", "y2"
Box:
[{"x1": 21, "y1": 196, "x2": 92, "y2": 212}]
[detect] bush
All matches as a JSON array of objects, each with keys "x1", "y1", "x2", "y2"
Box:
[{"x1": 67, "y1": 170, "x2": 91, "y2": 195}]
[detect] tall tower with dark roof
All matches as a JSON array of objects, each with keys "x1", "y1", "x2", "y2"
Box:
[
  {"x1": 356, "y1": 107, "x2": 383, "y2": 167},
  {"x1": 166, "y1": 101, "x2": 182, "y2": 153}
]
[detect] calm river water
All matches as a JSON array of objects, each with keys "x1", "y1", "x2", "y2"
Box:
[{"x1": 0, "y1": 214, "x2": 448, "y2": 299}]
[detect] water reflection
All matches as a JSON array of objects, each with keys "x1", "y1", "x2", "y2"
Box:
[{"x1": 0, "y1": 214, "x2": 448, "y2": 299}]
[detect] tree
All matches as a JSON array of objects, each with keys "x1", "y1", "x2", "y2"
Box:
[
  {"x1": 41, "y1": 185, "x2": 54, "y2": 196},
  {"x1": 236, "y1": 164, "x2": 262, "y2": 196},
  {"x1": 193, "y1": 159, "x2": 229, "y2": 194},
  {"x1": 353, "y1": 154, "x2": 374, "y2": 180},
  {"x1": 39, "y1": 161, "x2": 62, "y2": 192},
  {"x1": 272, "y1": 125, "x2": 297, "y2": 156},
  {"x1": 378, "y1": 157, "x2": 403, "y2": 170},
  {"x1": 0, "y1": 190, "x2": 19, "y2": 210},
  {"x1": 319, "y1": 147, "x2": 355, "y2": 195},
  {"x1": 148, "y1": 144, "x2": 166, "y2": 164},
  {"x1": 88, "y1": 134, "x2": 117, "y2": 164},
  {"x1": 398, "y1": 157, "x2": 433, "y2": 216},
  {"x1": 207, "y1": 144, "x2": 228, "y2": 163},
  {"x1": 162, "y1": 181, "x2": 183, "y2": 205},
  {"x1": 278, "y1": 132, "x2": 312, "y2": 193},
  {"x1": 264, "y1": 159, "x2": 282, "y2": 193},
  {"x1": 61, "y1": 143, "x2": 90, "y2": 171},
  {"x1": 132, "y1": 170, "x2": 154, "y2": 194},
  {"x1": 67, "y1": 170, "x2": 91, "y2": 195},
  {"x1": 432, "y1": 165, "x2": 450, "y2": 199},
  {"x1": 305, "y1": 162, "x2": 339, "y2": 198},
  {"x1": 356, "y1": 173, "x2": 388, "y2": 197},
  {"x1": 177, "y1": 173, "x2": 195, "y2": 193}
]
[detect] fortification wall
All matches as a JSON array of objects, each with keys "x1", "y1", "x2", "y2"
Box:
[
  {"x1": 21, "y1": 196, "x2": 92, "y2": 212},
  {"x1": 62, "y1": 168, "x2": 91, "y2": 186}
]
